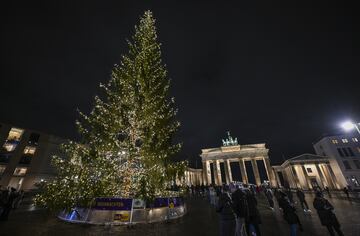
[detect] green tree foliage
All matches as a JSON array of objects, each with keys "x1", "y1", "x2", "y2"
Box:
[{"x1": 35, "y1": 11, "x2": 185, "y2": 211}]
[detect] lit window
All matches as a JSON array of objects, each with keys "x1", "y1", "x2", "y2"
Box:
[
  {"x1": 23, "y1": 146, "x2": 36, "y2": 155},
  {"x1": 13, "y1": 167, "x2": 27, "y2": 176},
  {"x1": 343, "y1": 161, "x2": 352, "y2": 170},
  {"x1": 306, "y1": 168, "x2": 313, "y2": 173},
  {"x1": 332, "y1": 139, "x2": 338, "y2": 144},
  {"x1": 0, "y1": 166, "x2": 6, "y2": 175},
  {"x1": 7, "y1": 128, "x2": 24, "y2": 141},
  {"x1": 3, "y1": 142, "x2": 17, "y2": 152},
  {"x1": 2, "y1": 128, "x2": 24, "y2": 152},
  {"x1": 342, "y1": 139, "x2": 348, "y2": 143},
  {"x1": 352, "y1": 138, "x2": 358, "y2": 142}
]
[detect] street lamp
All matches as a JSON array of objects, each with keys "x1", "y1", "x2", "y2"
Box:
[{"x1": 341, "y1": 120, "x2": 360, "y2": 134}]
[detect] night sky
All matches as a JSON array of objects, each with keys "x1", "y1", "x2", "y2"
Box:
[{"x1": 1, "y1": 1, "x2": 359, "y2": 166}]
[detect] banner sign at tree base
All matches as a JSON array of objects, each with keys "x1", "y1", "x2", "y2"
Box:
[{"x1": 94, "y1": 198, "x2": 133, "y2": 211}]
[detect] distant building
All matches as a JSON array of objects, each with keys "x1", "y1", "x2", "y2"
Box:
[
  {"x1": 272, "y1": 154, "x2": 341, "y2": 190},
  {"x1": 182, "y1": 168, "x2": 203, "y2": 186},
  {"x1": 0, "y1": 123, "x2": 65, "y2": 191},
  {"x1": 313, "y1": 134, "x2": 360, "y2": 190},
  {"x1": 182, "y1": 132, "x2": 277, "y2": 187}
]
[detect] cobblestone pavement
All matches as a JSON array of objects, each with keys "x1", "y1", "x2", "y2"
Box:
[{"x1": 1, "y1": 193, "x2": 360, "y2": 236}]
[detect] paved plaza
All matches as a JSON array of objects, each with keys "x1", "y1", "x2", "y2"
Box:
[{"x1": 1, "y1": 193, "x2": 360, "y2": 236}]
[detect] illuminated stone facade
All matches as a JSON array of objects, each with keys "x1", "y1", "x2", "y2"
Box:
[
  {"x1": 183, "y1": 133, "x2": 276, "y2": 187},
  {"x1": 200, "y1": 143, "x2": 276, "y2": 186},
  {"x1": 273, "y1": 154, "x2": 344, "y2": 190}
]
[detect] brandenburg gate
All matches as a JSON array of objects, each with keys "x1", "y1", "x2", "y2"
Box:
[{"x1": 200, "y1": 132, "x2": 276, "y2": 186}]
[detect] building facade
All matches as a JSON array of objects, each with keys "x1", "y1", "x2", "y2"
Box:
[
  {"x1": 273, "y1": 154, "x2": 342, "y2": 190},
  {"x1": 181, "y1": 132, "x2": 276, "y2": 187},
  {"x1": 313, "y1": 134, "x2": 360, "y2": 190},
  {"x1": 0, "y1": 123, "x2": 65, "y2": 190},
  {"x1": 183, "y1": 168, "x2": 203, "y2": 186},
  {"x1": 182, "y1": 133, "x2": 277, "y2": 187}
]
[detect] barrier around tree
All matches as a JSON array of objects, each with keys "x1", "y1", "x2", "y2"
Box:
[{"x1": 58, "y1": 197, "x2": 186, "y2": 225}]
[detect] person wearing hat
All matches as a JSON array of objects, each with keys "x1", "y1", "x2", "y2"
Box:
[{"x1": 313, "y1": 191, "x2": 344, "y2": 236}]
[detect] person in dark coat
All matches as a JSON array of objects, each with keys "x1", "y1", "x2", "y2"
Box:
[
  {"x1": 286, "y1": 188, "x2": 294, "y2": 203},
  {"x1": 216, "y1": 186, "x2": 236, "y2": 236},
  {"x1": 265, "y1": 188, "x2": 274, "y2": 210},
  {"x1": 313, "y1": 191, "x2": 344, "y2": 236},
  {"x1": 245, "y1": 189, "x2": 262, "y2": 236},
  {"x1": 278, "y1": 191, "x2": 303, "y2": 236},
  {"x1": 232, "y1": 187, "x2": 249, "y2": 236},
  {"x1": 296, "y1": 188, "x2": 310, "y2": 212}
]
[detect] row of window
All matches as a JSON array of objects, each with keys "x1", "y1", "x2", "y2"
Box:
[
  {"x1": 1, "y1": 128, "x2": 39, "y2": 165},
  {"x1": 337, "y1": 147, "x2": 355, "y2": 157},
  {"x1": 343, "y1": 160, "x2": 360, "y2": 170},
  {"x1": 0, "y1": 166, "x2": 27, "y2": 176},
  {"x1": 1, "y1": 128, "x2": 40, "y2": 153},
  {"x1": 332, "y1": 137, "x2": 358, "y2": 144},
  {"x1": 0, "y1": 145, "x2": 37, "y2": 164}
]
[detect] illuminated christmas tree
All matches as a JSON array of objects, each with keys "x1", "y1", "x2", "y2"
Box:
[{"x1": 35, "y1": 11, "x2": 186, "y2": 211}]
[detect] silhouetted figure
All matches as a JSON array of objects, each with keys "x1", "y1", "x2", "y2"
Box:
[
  {"x1": 216, "y1": 186, "x2": 236, "y2": 236},
  {"x1": 278, "y1": 191, "x2": 303, "y2": 236},
  {"x1": 296, "y1": 189, "x2": 310, "y2": 212},
  {"x1": 313, "y1": 191, "x2": 344, "y2": 236},
  {"x1": 245, "y1": 190, "x2": 262, "y2": 236},
  {"x1": 286, "y1": 188, "x2": 294, "y2": 203},
  {"x1": 265, "y1": 188, "x2": 274, "y2": 210},
  {"x1": 232, "y1": 187, "x2": 249, "y2": 236}
]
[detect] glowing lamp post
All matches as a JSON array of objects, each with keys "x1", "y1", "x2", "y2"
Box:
[{"x1": 341, "y1": 121, "x2": 360, "y2": 134}]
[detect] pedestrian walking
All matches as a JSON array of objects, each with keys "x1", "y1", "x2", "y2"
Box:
[
  {"x1": 265, "y1": 188, "x2": 274, "y2": 210},
  {"x1": 209, "y1": 185, "x2": 216, "y2": 206},
  {"x1": 245, "y1": 189, "x2": 262, "y2": 236},
  {"x1": 313, "y1": 191, "x2": 344, "y2": 236},
  {"x1": 278, "y1": 191, "x2": 303, "y2": 236},
  {"x1": 296, "y1": 188, "x2": 310, "y2": 212},
  {"x1": 232, "y1": 186, "x2": 249, "y2": 236},
  {"x1": 216, "y1": 186, "x2": 236, "y2": 236}
]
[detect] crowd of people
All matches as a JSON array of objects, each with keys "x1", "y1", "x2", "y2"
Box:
[
  {"x1": 187, "y1": 183, "x2": 346, "y2": 236},
  {"x1": 0, "y1": 186, "x2": 24, "y2": 221}
]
